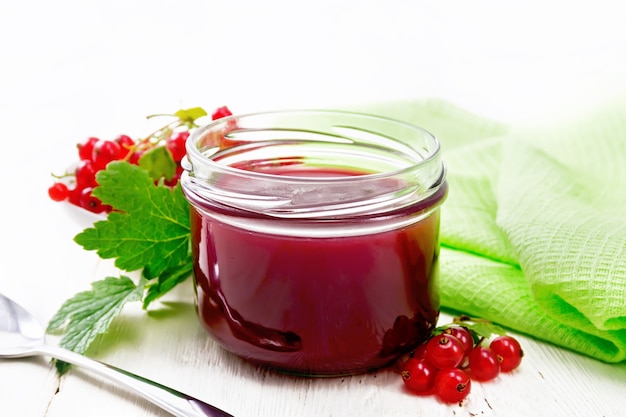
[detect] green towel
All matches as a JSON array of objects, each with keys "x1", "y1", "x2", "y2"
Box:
[{"x1": 351, "y1": 98, "x2": 626, "y2": 363}]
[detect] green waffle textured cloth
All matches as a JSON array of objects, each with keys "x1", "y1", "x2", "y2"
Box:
[{"x1": 354, "y1": 97, "x2": 626, "y2": 363}]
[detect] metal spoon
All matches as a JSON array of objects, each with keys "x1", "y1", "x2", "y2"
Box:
[{"x1": 0, "y1": 293, "x2": 234, "y2": 417}]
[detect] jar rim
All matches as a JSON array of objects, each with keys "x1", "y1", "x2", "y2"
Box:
[
  {"x1": 182, "y1": 109, "x2": 446, "y2": 219},
  {"x1": 184, "y1": 109, "x2": 441, "y2": 184}
]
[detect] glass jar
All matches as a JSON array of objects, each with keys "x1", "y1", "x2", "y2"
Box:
[{"x1": 181, "y1": 110, "x2": 447, "y2": 376}]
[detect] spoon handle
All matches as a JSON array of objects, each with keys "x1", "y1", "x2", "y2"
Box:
[{"x1": 38, "y1": 344, "x2": 234, "y2": 417}]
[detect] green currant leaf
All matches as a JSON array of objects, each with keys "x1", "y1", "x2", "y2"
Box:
[
  {"x1": 46, "y1": 276, "x2": 144, "y2": 374},
  {"x1": 436, "y1": 317, "x2": 509, "y2": 346},
  {"x1": 138, "y1": 146, "x2": 177, "y2": 181},
  {"x1": 142, "y1": 261, "x2": 193, "y2": 309},
  {"x1": 175, "y1": 107, "x2": 208, "y2": 127},
  {"x1": 75, "y1": 161, "x2": 190, "y2": 277},
  {"x1": 463, "y1": 321, "x2": 508, "y2": 341}
]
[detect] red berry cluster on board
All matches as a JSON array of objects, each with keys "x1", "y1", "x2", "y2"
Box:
[
  {"x1": 47, "y1": 106, "x2": 233, "y2": 214},
  {"x1": 400, "y1": 320, "x2": 523, "y2": 404}
]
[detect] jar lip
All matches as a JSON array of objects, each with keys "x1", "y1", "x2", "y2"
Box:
[{"x1": 185, "y1": 109, "x2": 441, "y2": 184}]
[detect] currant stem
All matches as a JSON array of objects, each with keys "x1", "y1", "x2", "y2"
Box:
[
  {"x1": 139, "y1": 122, "x2": 178, "y2": 144},
  {"x1": 146, "y1": 112, "x2": 177, "y2": 119},
  {"x1": 51, "y1": 171, "x2": 76, "y2": 180}
]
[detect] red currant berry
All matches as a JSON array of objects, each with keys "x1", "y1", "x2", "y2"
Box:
[
  {"x1": 434, "y1": 368, "x2": 471, "y2": 404},
  {"x1": 48, "y1": 182, "x2": 69, "y2": 202},
  {"x1": 75, "y1": 160, "x2": 98, "y2": 189},
  {"x1": 211, "y1": 105, "x2": 232, "y2": 120},
  {"x1": 442, "y1": 326, "x2": 474, "y2": 358},
  {"x1": 490, "y1": 336, "x2": 523, "y2": 372},
  {"x1": 401, "y1": 358, "x2": 438, "y2": 395},
  {"x1": 468, "y1": 346, "x2": 500, "y2": 381},
  {"x1": 68, "y1": 187, "x2": 82, "y2": 207},
  {"x1": 92, "y1": 139, "x2": 123, "y2": 170},
  {"x1": 115, "y1": 134, "x2": 135, "y2": 159},
  {"x1": 128, "y1": 150, "x2": 144, "y2": 165},
  {"x1": 77, "y1": 137, "x2": 99, "y2": 161},
  {"x1": 425, "y1": 334, "x2": 465, "y2": 369},
  {"x1": 78, "y1": 187, "x2": 110, "y2": 214},
  {"x1": 166, "y1": 131, "x2": 189, "y2": 163},
  {"x1": 164, "y1": 174, "x2": 180, "y2": 187}
]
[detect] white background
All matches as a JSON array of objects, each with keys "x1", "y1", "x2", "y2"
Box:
[{"x1": 3, "y1": 1, "x2": 626, "y2": 131}]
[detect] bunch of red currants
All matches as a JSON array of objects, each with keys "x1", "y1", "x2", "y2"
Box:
[
  {"x1": 47, "y1": 106, "x2": 233, "y2": 214},
  {"x1": 400, "y1": 325, "x2": 523, "y2": 404}
]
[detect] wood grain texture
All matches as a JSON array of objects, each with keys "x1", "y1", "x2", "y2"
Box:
[{"x1": 3, "y1": 270, "x2": 626, "y2": 417}]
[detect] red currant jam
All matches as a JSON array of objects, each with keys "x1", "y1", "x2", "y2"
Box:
[{"x1": 187, "y1": 164, "x2": 446, "y2": 376}]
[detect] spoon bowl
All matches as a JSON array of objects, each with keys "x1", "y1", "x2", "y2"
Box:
[
  {"x1": 0, "y1": 293, "x2": 234, "y2": 417},
  {"x1": 0, "y1": 294, "x2": 46, "y2": 357}
]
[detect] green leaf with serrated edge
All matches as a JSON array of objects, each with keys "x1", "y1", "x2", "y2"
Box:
[
  {"x1": 138, "y1": 145, "x2": 177, "y2": 181},
  {"x1": 46, "y1": 276, "x2": 144, "y2": 374},
  {"x1": 174, "y1": 107, "x2": 207, "y2": 127},
  {"x1": 75, "y1": 162, "x2": 190, "y2": 277},
  {"x1": 142, "y1": 260, "x2": 193, "y2": 309}
]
